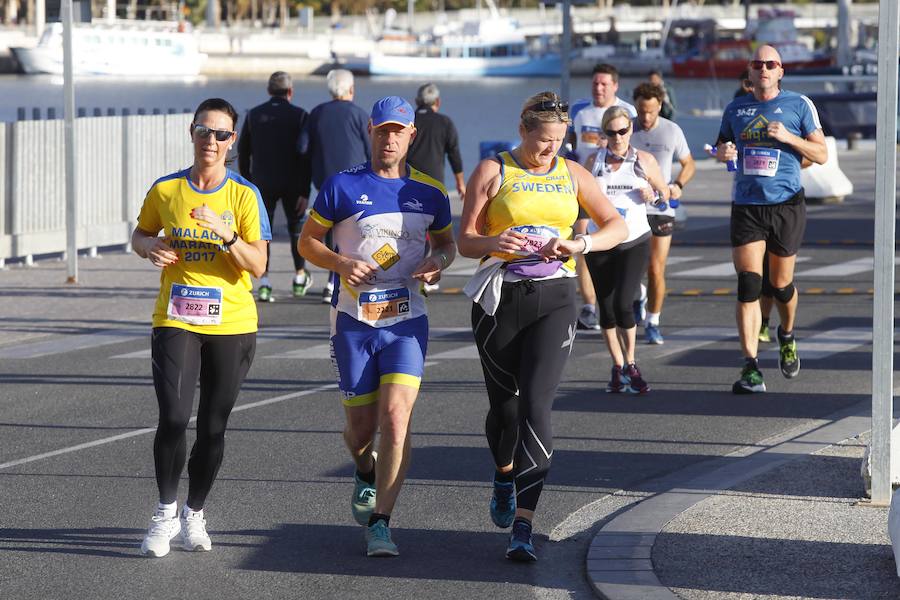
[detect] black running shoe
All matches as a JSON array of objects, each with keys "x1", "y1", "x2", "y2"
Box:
[
  {"x1": 777, "y1": 327, "x2": 800, "y2": 379},
  {"x1": 732, "y1": 358, "x2": 766, "y2": 394}
]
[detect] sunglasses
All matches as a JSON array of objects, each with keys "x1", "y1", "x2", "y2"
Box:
[
  {"x1": 528, "y1": 100, "x2": 569, "y2": 113},
  {"x1": 603, "y1": 127, "x2": 631, "y2": 137},
  {"x1": 749, "y1": 60, "x2": 782, "y2": 71},
  {"x1": 191, "y1": 124, "x2": 234, "y2": 142}
]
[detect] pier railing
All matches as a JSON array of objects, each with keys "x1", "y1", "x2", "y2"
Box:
[{"x1": 0, "y1": 113, "x2": 193, "y2": 265}]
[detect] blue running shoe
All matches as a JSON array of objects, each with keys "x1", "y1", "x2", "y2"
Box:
[
  {"x1": 490, "y1": 479, "x2": 516, "y2": 528},
  {"x1": 645, "y1": 324, "x2": 664, "y2": 345},
  {"x1": 365, "y1": 520, "x2": 399, "y2": 557},
  {"x1": 351, "y1": 452, "x2": 377, "y2": 526},
  {"x1": 632, "y1": 297, "x2": 646, "y2": 327},
  {"x1": 506, "y1": 519, "x2": 537, "y2": 562}
]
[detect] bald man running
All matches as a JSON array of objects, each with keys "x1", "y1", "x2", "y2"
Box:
[{"x1": 716, "y1": 45, "x2": 827, "y2": 394}]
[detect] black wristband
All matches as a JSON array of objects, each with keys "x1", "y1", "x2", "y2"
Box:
[
  {"x1": 223, "y1": 231, "x2": 239, "y2": 247},
  {"x1": 673, "y1": 181, "x2": 683, "y2": 190}
]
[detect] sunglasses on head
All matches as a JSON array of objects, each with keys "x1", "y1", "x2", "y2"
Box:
[
  {"x1": 528, "y1": 100, "x2": 569, "y2": 113},
  {"x1": 191, "y1": 124, "x2": 234, "y2": 142},
  {"x1": 603, "y1": 127, "x2": 630, "y2": 138},
  {"x1": 750, "y1": 60, "x2": 781, "y2": 71}
]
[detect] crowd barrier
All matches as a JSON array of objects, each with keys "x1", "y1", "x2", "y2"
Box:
[{"x1": 0, "y1": 113, "x2": 194, "y2": 265}]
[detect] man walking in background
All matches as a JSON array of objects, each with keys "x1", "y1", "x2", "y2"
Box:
[
  {"x1": 298, "y1": 68, "x2": 371, "y2": 303},
  {"x1": 407, "y1": 83, "x2": 466, "y2": 201},
  {"x1": 630, "y1": 82, "x2": 695, "y2": 344},
  {"x1": 238, "y1": 71, "x2": 312, "y2": 302},
  {"x1": 406, "y1": 82, "x2": 465, "y2": 293}
]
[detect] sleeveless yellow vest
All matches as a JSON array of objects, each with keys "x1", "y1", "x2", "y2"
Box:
[{"x1": 485, "y1": 151, "x2": 580, "y2": 271}]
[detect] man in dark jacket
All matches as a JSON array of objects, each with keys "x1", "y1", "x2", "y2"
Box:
[
  {"x1": 238, "y1": 71, "x2": 312, "y2": 302},
  {"x1": 406, "y1": 83, "x2": 465, "y2": 200}
]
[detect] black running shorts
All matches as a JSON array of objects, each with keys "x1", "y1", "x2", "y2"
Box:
[
  {"x1": 730, "y1": 190, "x2": 806, "y2": 257},
  {"x1": 648, "y1": 215, "x2": 675, "y2": 237}
]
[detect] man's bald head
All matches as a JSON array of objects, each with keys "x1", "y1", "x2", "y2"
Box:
[
  {"x1": 748, "y1": 44, "x2": 784, "y2": 99},
  {"x1": 752, "y1": 44, "x2": 782, "y2": 63}
]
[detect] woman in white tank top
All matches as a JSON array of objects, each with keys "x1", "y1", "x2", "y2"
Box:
[{"x1": 577, "y1": 107, "x2": 669, "y2": 394}]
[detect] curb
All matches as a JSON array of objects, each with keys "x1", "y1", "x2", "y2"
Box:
[{"x1": 585, "y1": 402, "x2": 870, "y2": 600}]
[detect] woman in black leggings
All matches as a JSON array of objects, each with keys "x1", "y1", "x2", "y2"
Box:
[
  {"x1": 131, "y1": 98, "x2": 270, "y2": 557},
  {"x1": 459, "y1": 92, "x2": 626, "y2": 561},
  {"x1": 580, "y1": 106, "x2": 670, "y2": 394}
]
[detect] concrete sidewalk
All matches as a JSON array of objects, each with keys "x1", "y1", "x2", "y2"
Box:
[{"x1": 584, "y1": 404, "x2": 900, "y2": 600}]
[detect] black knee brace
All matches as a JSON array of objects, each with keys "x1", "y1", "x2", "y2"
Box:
[
  {"x1": 737, "y1": 271, "x2": 762, "y2": 303},
  {"x1": 761, "y1": 274, "x2": 775, "y2": 298},
  {"x1": 772, "y1": 282, "x2": 796, "y2": 304}
]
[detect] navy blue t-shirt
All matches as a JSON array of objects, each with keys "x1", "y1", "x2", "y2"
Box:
[
  {"x1": 718, "y1": 90, "x2": 821, "y2": 205},
  {"x1": 298, "y1": 99, "x2": 371, "y2": 190}
]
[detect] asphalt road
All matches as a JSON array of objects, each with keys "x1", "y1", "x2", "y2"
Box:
[{"x1": 0, "y1": 149, "x2": 893, "y2": 600}]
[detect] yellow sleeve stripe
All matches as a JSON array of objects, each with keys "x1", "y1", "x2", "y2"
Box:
[
  {"x1": 408, "y1": 167, "x2": 449, "y2": 196},
  {"x1": 340, "y1": 278, "x2": 359, "y2": 300},
  {"x1": 430, "y1": 222, "x2": 453, "y2": 235},
  {"x1": 342, "y1": 390, "x2": 378, "y2": 407},
  {"x1": 310, "y1": 210, "x2": 333, "y2": 228},
  {"x1": 380, "y1": 373, "x2": 421, "y2": 389}
]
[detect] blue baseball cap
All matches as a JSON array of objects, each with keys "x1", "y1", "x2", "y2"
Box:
[{"x1": 370, "y1": 96, "x2": 415, "y2": 128}]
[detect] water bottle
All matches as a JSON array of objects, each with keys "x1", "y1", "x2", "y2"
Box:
[{"x1": 704, "y1": 143, "x2": 738, "y2": 172}]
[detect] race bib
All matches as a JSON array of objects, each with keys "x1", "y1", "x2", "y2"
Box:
[
  {"x1": 743, "y1": 147, "x2": 781, "y2": 177},
  {"x1": 580, "y1": 126, "x2": 602, "y2": 145},
  {"x1": 167, "y1": 283, "x2": 222, "y2": 326},
  {"x1": 358, "y1": 287, "x2": 411, "y2": 326},
  {"x1": 511, "y1": 225, "x2": 559, "y2": 257}
]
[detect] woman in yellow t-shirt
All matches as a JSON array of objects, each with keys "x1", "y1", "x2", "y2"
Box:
[{"x1": 131, "y1": 98, "x2": 270, "y2": 557}]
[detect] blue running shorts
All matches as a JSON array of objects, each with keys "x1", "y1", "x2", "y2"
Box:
[{"x1": 330, "y1": 312, "x2": 428, "y2": 407}]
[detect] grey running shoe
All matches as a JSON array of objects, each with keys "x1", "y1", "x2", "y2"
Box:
[
  {"x1": 365, "y1": 520, "x2": 399, "y2": 557},
  {"x1": 351, "y1": 451, "x2": 377, "y2": 526}
]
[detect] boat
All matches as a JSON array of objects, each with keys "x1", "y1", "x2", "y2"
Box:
[
  {"x1": 671, "y1": 8, "x2": 832, "y2": 79},
  {"x1": 368, "y1": 1, "x2": 560, "y2": 77},
  {"x1": 10, "y1": 21, "x2": 207, "y2": 77}
]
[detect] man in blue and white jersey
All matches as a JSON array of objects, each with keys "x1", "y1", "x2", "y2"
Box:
[
  {"x1": 716, "y1": 45, "x2": 827, "y2": 394},
  {"x1": 298, "y1": 96, "x2": 456, "y2": 557}
]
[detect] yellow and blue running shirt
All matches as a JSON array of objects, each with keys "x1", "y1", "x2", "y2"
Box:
[
  {"x1": 136, "y1": 168, "x2": 271, "y2": 335},
  {"x1": 309, "y1": 162, "x2": 452, "y2": 328},
  {"x1": 484, "y1": 151, "x2": 580, "y2": 274}
]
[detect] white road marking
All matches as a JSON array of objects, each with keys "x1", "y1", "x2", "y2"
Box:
[
  {"x1": 672, "y1": 257, "x2": 810, "y2": 279},
  {"x1": 0, "y1": 383, "x2": 339, "y2": 471}
]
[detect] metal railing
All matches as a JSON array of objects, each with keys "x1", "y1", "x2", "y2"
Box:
[{"x1": 0, "y1": 112, "x2": 193, "y2": 265}]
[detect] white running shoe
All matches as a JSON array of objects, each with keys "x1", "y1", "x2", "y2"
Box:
[
  {"x1": 140, "y1": 510, "x2": 181, "y2": 557},
  {"x1": 181, "y1": 507, "x2": 212, "y2": 552}
]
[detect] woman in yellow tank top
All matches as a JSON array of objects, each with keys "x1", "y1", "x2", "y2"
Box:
[{"x1": 457, "y1": 91, "x2": 627, "y2": 562}]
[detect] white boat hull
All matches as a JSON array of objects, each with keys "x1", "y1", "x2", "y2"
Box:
[
  {"x1": 11, "y1": 45, "x2": 206, "y2": 76},
  {"x1": 369, "y1": 51, "x2": 561, "y2": 77}
]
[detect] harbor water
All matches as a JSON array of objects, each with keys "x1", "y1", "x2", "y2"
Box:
[{"x1": 0, "y1": 73, "x2": 836, "y2": 188}]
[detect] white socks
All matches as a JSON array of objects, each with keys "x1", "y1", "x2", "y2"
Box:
[
  {"x1": 157, "y1": 502, "x2": 177, "y2": 519},
  {"x1": 182, "y1": 505, "x2": 203, "y2": 519},
  {"x1": 646, "y1": 312, "x2": 660, "y2": 327}
]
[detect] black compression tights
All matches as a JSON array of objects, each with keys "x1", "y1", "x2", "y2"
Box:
[
  {"x1": 472, "y1": 278, "x2": 577, "y2": 513},
  {"x1": 151, "y1": 327, "x2": 256, "y2": 509},
  {"x1": 586, "y1": 239, "x2": 651, "y2": 329}
]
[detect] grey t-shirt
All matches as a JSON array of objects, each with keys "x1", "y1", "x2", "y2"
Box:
[{"x1": 630, "y1": 117, "x2": 690, "y2": 216}]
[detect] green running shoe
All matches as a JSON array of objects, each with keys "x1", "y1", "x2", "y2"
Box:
[
  {"x1": 351, "y1": 452, "x2": 377, "y2": 526},
  {"x1": 758, "y1": 324, "x2": 771, "y2": 343},
  {"x1": 365, "y1": 520, "x2": 399, "y2": 557},
  {"x1": 257, "y1": 285, "x2": 273, "y2": 303},
  {"x1": 292, "y1": 272, "x2": 313, "y2": 297},
  {"x1": 777, "y1": 328, "x2": 800, "y2": 379},
  {"x1": 732, "y1": 359, "x2": 766, "y2": 394}
]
